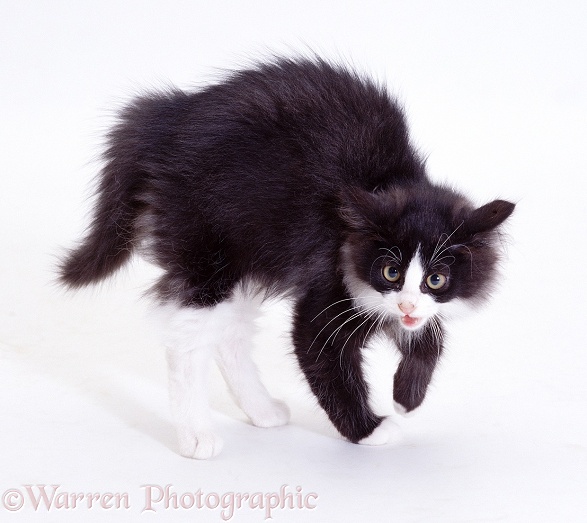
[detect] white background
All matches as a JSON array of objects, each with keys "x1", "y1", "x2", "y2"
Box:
[{"x1": 2, "y1": 1, "x2": 586, "y2": 521}]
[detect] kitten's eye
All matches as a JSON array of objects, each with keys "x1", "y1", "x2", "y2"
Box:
[
  {"x1": 383, "y1": 266, "x2": 401, "y2": 283},
  {"x1": 426, "y1": 273, "x2": 447, "y2": 290}
]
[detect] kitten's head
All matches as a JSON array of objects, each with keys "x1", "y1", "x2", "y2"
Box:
[{"x1": 339, "y1": 185, "x2": 515, "y2": 332}]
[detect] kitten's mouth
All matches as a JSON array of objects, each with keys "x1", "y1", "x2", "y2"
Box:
[{"x1": 400, "y1": 315, "x2": 422, "y2": 329}]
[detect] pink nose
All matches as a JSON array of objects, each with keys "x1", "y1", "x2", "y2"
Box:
[{"x1": 398, "y1": 302, "x2": 416, "y2": 314}]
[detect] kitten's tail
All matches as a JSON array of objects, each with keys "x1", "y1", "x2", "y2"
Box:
[{"x1": 58, "y1": 152, "x2": 144, "y2": 289}]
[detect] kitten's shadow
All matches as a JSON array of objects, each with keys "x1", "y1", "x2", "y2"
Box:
[
  {"x1": 35, "y1": 281, "x2": 180, "y2": 454},
  {"x1": 88, "y1": 368, "x2": 178, "y2": 453},
  {"x1": 41, "y1": 285, "x2": 339, "y2": 455}
]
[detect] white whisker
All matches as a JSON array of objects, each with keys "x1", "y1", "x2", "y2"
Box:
[
  {"x1": 370, "y1": 250, "x2": 402, "y2": 275},
  {"x1": 308, "y1": 293, "x2": 382, "y2": 354},
  {"x1": 429, "y1": 316, "x2": 443, "y2": 360},
  {"x1": 310, "y1": 296, "x2": 365, "y2": 322},
  {"x1": 315, "y1": 304, "x2": 382, "y2": 362},
  {"x1": 378, "y1": 246, "x2": 403, "y2": 264},
  {"x1": 431, "y1": 254, "x2": 455, "y2": 268},
  {"x1": 338, "y1": 309, "x2": 380, "y2": 368},
  {"x1": 430, "y1": 221, "x2": 464, "y2": 265},
  {"x1": 329, "y1": 305, "x2": 381, "y2": 342},
  {"x1": 307, "y1": 305, "x2": 359, "y2": 354},
  {"x1": 363, "y1": 307, "x2": 387, "y2": 342}
]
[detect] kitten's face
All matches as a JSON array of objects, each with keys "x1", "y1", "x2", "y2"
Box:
[
  {"x1": 340, "y1": 186, "x2": 515, "y2": 332},
  {"x1": 342, "y1": 242, "x2": 467, "y2": 332}
]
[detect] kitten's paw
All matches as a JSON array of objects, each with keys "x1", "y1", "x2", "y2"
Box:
[
  {"x1": 358, "y1": 419, "x2": 402, "y2": 446},
  {"x1": 247, "y1": 399, "x2": 290, "y2": 428},
  {"x1": 393, "y1": 401, "x2": 417, "y2": 418},
  {"x1": 177, "y1": 430, "x2": 223, "y2": 460}
]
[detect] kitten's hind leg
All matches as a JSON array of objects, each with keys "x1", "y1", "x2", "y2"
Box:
[
  {"x1": 160, "y1": 304, "x2": 224, "y2": 460},
  {"x1": 213, "y1": 287, "x2": 290, "y2": 428}
]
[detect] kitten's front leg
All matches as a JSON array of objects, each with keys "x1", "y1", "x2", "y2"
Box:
[
  {"x1": 393, "y1": 321, "x2": 444, "y2": 415},
  {"x1": 293, "y1": 287, "x2": 384, "y2": 444}
]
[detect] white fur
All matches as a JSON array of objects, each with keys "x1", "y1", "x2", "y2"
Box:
[
  {"x1": 358, "y1": 418, "x2": 402, "y2": 446},
  {"x1": 437, "y1": 296, "x2": 474, "y2": 320},
  {"x1": 362, "y1": 333, "x2": 399, "y2": 417},
  {"x1": 393, "y1": 401, "x2": 417, "y2": 418},
  {"x1": 156, "y1": 281, "x2": 289, "y2": 460}
]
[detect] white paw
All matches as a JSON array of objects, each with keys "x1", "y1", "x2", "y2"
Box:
[
  {"x1": 247, "y1": 399, "x2": 290, "y2": 428},
  {"x1": 358, "y1": 419, "x2": 402, "y2": 446},
  {"x1": 393, "y1": 401, "x2": 417, "y2": 418},
  {"x1": 177, "y1": 429, "x2": 223, "y2": 460}
]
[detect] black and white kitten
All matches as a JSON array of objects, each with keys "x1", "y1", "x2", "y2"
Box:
[{"x1": 59, "y1": 57, "x2": 515, "y2": 459}]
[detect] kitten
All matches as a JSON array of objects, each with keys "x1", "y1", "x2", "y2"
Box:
[{"x1": 59, "y1": 57, "x2": 515, "y2": 459}]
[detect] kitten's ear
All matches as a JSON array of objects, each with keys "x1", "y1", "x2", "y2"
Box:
[
  {"x1": 338, "y1": 187, "x2": 398, "y2": 236},
  {"x1": 464, "y1": 199, "x2": 515, "y2": 234},
  {"x1": 338, "y1": 188, "x2": 377, "y2": 232}
]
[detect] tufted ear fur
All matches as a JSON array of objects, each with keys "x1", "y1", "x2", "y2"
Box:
[
  {"x1": 338, "y1": 187, "x2": 405, "y2": 237},
  {"x1": 464, "y1": 199, "x2": 515, "y2": 235}
]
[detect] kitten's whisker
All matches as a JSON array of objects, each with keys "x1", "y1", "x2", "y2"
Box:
[
  {"x1": 363, "y1": 307, "x2": 387, "y2": 342},
  {"x1": 341, "y1": 308, "x2": 379, "y2": 351},
  {"x1": 370, "y1": 246, "x2": 403, "y2": 276},
  {"x1": 330, "y1": 306, "x2": 380, "y2": 341},
  {"x1": 312, "y1": 298, "x2": 382, "y2": 349},
  {"x1": 338, "y1": 309, "x2": 380, "y2": 368},
  {"x1": 308, "y1": 305, "x2": 362, "y2": 353},
  {"x1": 310, "y1": 295, "x2": 380, "y2": 322},
  {"x1": 454, "y1": 243, "x2": 474, "y2": 277},
  {"x1": 431, "y1": 235, "x2": 448, "y2": 263},
  {"x1": 434, "y1": 240, "x2": 461, "y2": 259},
  {"x1": 371, "y1": 254, "x2": 399, "y2": 264},
  {"x1": 315, "y1": 305, "x2": 381, "y2": 362},
  {"x1": 397, "y1": 323, "x2": 415, "y2": 356},
  {"x1": 310, "y1": 297, "x2": 358, "y2": 322},
  {"x1": 308, "y1": 307, "x2": 368, "y2": 361},
  {"x1": 378, "y1": 246, "x2": 402, "y2": 263},
  {"x1": 443, "y1": 243, "x2": 474, "y2": 277},
  {"x1": 431, "y1": 254, "x2": 455, "y2": 268},
  {"x1": 430, "y1": 221, "x2": 464, "y2": 264},
  {"x1": 370, "y1": 254, "x2": 400, "y2": 274},
  {"x1": 431, "y1": 317, "x2": 443, "y2": 360}
]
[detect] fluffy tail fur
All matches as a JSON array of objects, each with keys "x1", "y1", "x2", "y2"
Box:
[
  {"x1": 59, "y1": 164, "x2": 140, "y2": 288},
  {"x1": 58, "y1": 105, "x2": 152, "y2": 288}
]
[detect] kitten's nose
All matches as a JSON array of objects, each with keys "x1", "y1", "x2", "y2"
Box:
[{"x1": 398, "y1": 302, "x2": 416, "y2": 315}]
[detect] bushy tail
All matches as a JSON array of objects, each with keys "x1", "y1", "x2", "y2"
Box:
[
  {"x1": 59, "y1": 157, "x2": 143, "y2": 289},
  {"x1": 59, "y1": 91, "x2": 181, "y2": 288}
]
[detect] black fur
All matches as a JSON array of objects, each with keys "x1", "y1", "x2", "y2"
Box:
[{"x1": 59, "y1": 57, "x2": 515, "y2": 443}]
